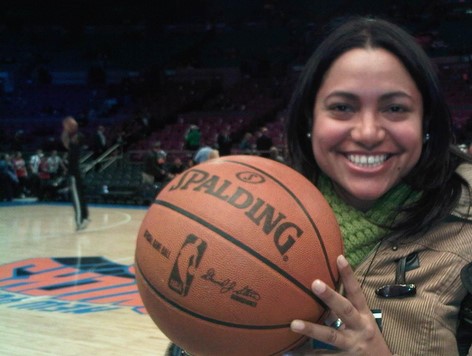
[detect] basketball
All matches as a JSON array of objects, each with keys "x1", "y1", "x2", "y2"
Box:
[{"x1": 135, "y1": 155, "x2": 343, "y2": 356}]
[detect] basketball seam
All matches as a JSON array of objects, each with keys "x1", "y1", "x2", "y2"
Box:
[
  {"x1": 135, "y1": 258, "x2": 295, "y2": 330},
  {"x1": 154, "y1": 199, "x2": 327, "y2": 310},
  {"x1": 220, "y1": 158, "x2": 338, "y2": 285}
]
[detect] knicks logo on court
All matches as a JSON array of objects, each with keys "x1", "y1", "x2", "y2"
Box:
[
  {"x1": 0, "y1": 257, "x2": 146, "y2": 314},
  {"x1": 168, "y1": 234, "x2": 207, "y2": 296}
]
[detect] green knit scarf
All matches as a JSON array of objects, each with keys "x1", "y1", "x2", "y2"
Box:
[{"x1": 317, "y1": 174, "x2": 420, "y2": 268}]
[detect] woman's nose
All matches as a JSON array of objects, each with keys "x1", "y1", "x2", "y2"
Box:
[{"x1": 350, "y1": 112, "x2": 386, "y2": 148}]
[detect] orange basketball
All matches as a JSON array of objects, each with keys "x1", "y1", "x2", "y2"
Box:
[{"x1": 135, "y1": 155, "x2": 343, "y2": 356}]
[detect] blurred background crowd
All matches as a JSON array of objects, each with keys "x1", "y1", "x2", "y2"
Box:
[{"x1": 0, "y1": 0, "x2": 471, "y2": 205}]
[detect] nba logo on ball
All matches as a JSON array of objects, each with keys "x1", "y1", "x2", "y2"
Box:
[{"x1": 168, "y1": 234, "x2": 207, "y2": 297}]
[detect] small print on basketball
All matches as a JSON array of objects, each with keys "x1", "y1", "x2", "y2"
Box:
[{"x1": 135, "y1": 155, "x2": 343, "y2": 356}]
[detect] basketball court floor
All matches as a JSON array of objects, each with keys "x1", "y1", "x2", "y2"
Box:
[{"x1": 0, "y1": 202, "x2": 170, "y2": 355}]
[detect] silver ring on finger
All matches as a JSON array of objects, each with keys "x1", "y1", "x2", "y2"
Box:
[{"x1": 330, "y1": 318, "x2": 343, "y2": 330}]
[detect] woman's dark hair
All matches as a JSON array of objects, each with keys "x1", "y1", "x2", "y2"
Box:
[{"x1": 286, "y1": 16, "x2": 470, "y2": 237}]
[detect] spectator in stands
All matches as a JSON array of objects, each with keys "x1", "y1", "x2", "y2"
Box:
[
  {"x1": 61, "y1": 116, "x2": 90, "y2": 231},
  {"x1": 169, "y1": 157, "x2": 187, "y2": 175},
  {"x1": 47, "y1": 150, "x2": 65, "y2": 179},
  {"x1": 37, "y1": 154, "x2": 51, "y2": 201},
  {"x1": 29, "y1": 149, "x2": 43, "y2": 174},
  {"x1": 193, "y1": 146, "x2": 219, "y2": 164},
  {"x1": 151, "y1": 140, "x2": 167, "y2": 158},
  {"x1": 184, "y1": 125, "x2": 201, "y2": 151},
  {"x1": 91, "y1": 125, "x2": 107, "y2": 168},
  {"x1": 0, "y1": 153, "x2": 18, "y2": 201},
  {"x1": 269, "y1": 146, "x2": 285, "y2": 163},
  {"x1": 28, "y1": 149, "x2": 43, "y2": 197},
  {"x1": 239, "y1": 132, "x2": 254, "y2": 154},
  {"x1": 142, "y1": 143, "x2": 174, "y2": 185},
  {"x1": 12, "y1": 151, "x2": 28, "y2": 198},
  {"x1": 256, "y1": 127, "x2": 273, "y2": 157},
  {"x1": 216, "y1": 124, "x2": 233, "y2": 156},
  {"x1": 38, "y1": 153, "x2": 50, "y2": 180}
]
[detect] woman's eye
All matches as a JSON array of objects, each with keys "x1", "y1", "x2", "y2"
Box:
[
  {"x1": 386, "y1": 105, "x2": 407, "y2": 113},
  {"x1": 329, "y1": 104, "x2": 352, "y2": 112}
]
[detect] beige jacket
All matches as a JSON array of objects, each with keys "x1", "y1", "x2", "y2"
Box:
[{"x1": 356, "y1": 163, "x2": 472, "y2": 355}]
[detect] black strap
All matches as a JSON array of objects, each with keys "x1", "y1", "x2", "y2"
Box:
[
  {"x1": 461, "y1": 262, "x2": 472, "y2": 294},
  {"x1": 457, "y1": 262, "x2": 472, "y2": 356}
]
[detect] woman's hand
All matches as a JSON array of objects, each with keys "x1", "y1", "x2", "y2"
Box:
[{"x1": 290, "y1": 255, "x2": 392, "y2": 356}]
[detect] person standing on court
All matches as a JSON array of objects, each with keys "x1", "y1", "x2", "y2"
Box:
[{"x1": 61, "y1": 116, "x2": 90, "y2": 231}]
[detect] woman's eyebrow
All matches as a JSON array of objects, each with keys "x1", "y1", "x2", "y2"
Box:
[
  {"x1": 379, "y1": 91, "x2": 413, "y2": 101},
  {"x1": 324, "y1": 91, "x2": 358, "y2": 101},
  {"x1": 324, "y1": 91, "x2": 413, "y2": 102}
]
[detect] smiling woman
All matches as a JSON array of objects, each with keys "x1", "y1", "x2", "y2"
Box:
[
  {"x1": 284, "y1": 16, "x2": 472, "y2": 356},
  {"x1": 312, "y1": 48, "x2": 423, "y2": 210}
]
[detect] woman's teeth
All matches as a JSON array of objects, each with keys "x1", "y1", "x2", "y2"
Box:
[{"x1": 347, "y1": 154, "x2": 388, "y2": 167}]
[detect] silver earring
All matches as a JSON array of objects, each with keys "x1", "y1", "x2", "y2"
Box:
[
  {"x1": 424, "y1": 133, "x2": 430, "y2": 143},
  {"x1": 307, "y1": 132, "x2": 312, "y2": 138}
]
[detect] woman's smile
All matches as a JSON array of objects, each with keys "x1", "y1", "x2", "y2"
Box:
[{"x1": 345, "y1": 153, "x2": 389, "y2": 168}]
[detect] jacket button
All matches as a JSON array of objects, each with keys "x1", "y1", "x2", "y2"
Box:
[{"x1": 392, "y1": 245, "x2": 398, "y2": 251}]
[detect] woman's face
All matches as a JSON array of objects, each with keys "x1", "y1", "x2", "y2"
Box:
[{"x1": 312, "y1": 48, "x2": 423, "y2": 210}]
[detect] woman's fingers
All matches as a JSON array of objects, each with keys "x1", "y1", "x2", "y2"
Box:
[
  {"x1": 291, "y1": 319, "x2": 349, "y2": 351},
  {"x1": 289, "y1": 256, "x2": 392, "y2": 355},
  {"x1": 336, "y1": 255, "x2": 371, "y2": 314},
  {"x1": 306, "y1": 257, "x2": 364, "y2": 331}
]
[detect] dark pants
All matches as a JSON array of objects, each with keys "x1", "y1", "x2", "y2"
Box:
[{"x1": 70, "y1": 175, "x2": 88, "y2": 227}]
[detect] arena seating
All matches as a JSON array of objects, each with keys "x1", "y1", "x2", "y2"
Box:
[{"x1": 1, "y1": 1, "x2": 470, "y2": 206}]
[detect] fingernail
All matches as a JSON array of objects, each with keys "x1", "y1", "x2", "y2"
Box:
[
  {"x1": 337, "y1": 255, "x2": 349, "y2": 268},
  {"x1": 291, "y1": 320, "x2": 304, "y2": 332},
  {"x1": 312, "y1": 279, "x2": 326, "y2": 294}
]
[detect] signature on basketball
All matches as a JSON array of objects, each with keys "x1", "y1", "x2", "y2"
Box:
[{"x1": 201, "y1": 268, "x2": 261, "y2": 301}]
